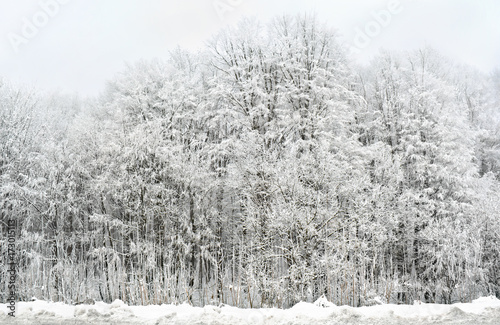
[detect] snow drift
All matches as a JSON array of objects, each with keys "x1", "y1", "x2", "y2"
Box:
[{"x1": 1, "y1": 296, "x2": 499, "y2": 324}]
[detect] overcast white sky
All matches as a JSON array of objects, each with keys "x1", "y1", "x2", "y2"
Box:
[{"x1": 0, "y1": 0, "x2": 499, "y2": 96}]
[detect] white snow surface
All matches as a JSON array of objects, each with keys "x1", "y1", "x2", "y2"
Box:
[{"x1": 1, "y1": 296, "x2": 499, "y2": 324}]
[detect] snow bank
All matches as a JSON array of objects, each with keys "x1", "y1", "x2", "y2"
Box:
[{"x1": 1, "y1": 296, "x2": 499, "y2": 324}]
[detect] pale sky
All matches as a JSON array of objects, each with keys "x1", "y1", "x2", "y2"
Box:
[{"x1": 0, "y1": 0, "x2": 499, "y2": 96}]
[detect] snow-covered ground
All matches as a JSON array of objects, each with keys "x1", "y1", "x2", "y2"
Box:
[{"x1": 1, "y1": 296, "x2": 500, "y2": 325}]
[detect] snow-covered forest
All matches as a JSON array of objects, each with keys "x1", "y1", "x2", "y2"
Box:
[{"x1": 1, "y1": 16, "x2": 499, "y2": 308}]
